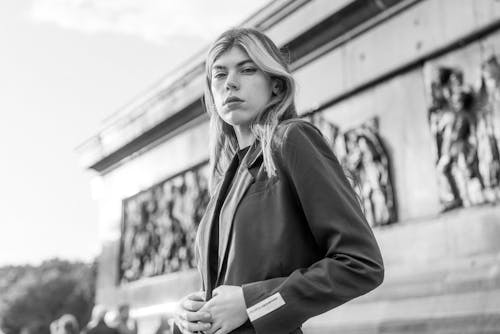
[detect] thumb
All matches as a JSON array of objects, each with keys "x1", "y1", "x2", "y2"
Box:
[
  {"x1": 188, "y1": 290, "x2": 206, "y2": 301},
  {"x1": 212, "y1": 286, "x2": 224, "y2": 296}
]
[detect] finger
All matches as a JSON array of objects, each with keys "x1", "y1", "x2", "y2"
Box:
[
  {"x1": 175, "y1": 317, "x2": 194, "y2": 334},
  {"x1": 174, "y1": 319, "x2": 194, "y2": 334},
  {"x1": 182, "y1": 298, "x2": 206, "y2": 312},
  {"x1": 203, "y1": 322, "x2": 222, "y2": 334},
  {"x1": 179, "y1": 310, "x2": 212, "y2": 323},
  {"x1": 187, "y1": 290, "x2": 206, "y2": 301},
  {"x1": 178, "y1": 318, "x2": 212, "y2": 333}
]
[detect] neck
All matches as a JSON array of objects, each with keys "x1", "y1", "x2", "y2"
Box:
[{"x1": 234, "y1": 125, "x2": 255, "y2": 149}]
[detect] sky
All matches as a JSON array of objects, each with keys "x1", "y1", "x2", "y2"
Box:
[{"x1": 0, "y1": 0, "x2": 269, "y2": 266}]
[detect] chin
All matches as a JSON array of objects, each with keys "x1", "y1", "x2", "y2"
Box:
[
  {"x1": 222, "y1": 114, "x2": 253, "y2": 128},
  {"x1": 224, "y1": 118, "x2": 252, "y2": 128}
]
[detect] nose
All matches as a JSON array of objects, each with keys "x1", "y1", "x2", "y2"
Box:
[{"x1": 225, "y1": 71, "x2": 239, "y2": 91}]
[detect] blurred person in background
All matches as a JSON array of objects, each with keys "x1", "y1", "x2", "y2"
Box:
[
  {"x1": 154, "y1": 315, "x2": 172, "y2": 334},
  {"x1": 57, "y1": 314, "x2": 79, "y2": 334},
  {"x1": 115, "y1": 304, "x2": 138, "y2": 334},
  {"x1": 84, "y1": 305, "x2": 119, "y2": 334},
  {"x1": 49, "y1": 314, "x2": 79, "y2": 334}
]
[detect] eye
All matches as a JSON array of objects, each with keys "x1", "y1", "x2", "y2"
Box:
[
  {"x1": 241, "y1": 67, "x2": 257, "y2": 74},
  {"x1": 212, "y1": 72, "x2": 226, "y2": 80}
]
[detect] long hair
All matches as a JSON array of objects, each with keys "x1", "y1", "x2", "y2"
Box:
[{"x1": 204, "y1": 28, "x2": 297, "y2": 193}]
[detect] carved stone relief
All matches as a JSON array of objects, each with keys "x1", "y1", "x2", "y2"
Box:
[
  {"x1": 427, "y1": 57, "x2": 500, "y2": 211},
  {"x1": 309, "y1": 115, "x2": 397, "y2": 227},
  {"x1": 120, "y1": 164, "x2": 210, "y2": 283}
]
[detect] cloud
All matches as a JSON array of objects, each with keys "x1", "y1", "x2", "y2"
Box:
[{"x1": 28, "y1": 0, "x2": 268, "y2": 44}]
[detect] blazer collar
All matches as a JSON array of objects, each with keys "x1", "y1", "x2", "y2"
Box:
[{"x1": 242, "y1": 140, "x2": 262, "y2": 169}]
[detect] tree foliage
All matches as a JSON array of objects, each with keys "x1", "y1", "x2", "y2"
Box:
[{"x1": 0, "y1": 259, "x2": 96, "y2": 334}]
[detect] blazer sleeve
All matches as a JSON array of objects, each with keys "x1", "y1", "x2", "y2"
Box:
[{"x1": 241, "y1": 121, "x2": 384, "y2": 334}]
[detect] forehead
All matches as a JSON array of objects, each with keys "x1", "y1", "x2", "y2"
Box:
[{"x1": 212, "y1": 46, "x2": 252, "y2": 69}]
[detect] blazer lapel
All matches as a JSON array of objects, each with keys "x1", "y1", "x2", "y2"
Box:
[
  {"x1": 217, "y1": 168, "x2": 253, "y2": 277},
  {"x1": 216, "y1": 142, "x2": 262, "y2": 281},
  {"x1": 245, "y1": 140, "x2": 263, "y2": 170},
  {"x1": 200, "y1": 155, "x2": 240, "y2": 297},
  {"x1": 197, "y1": 189, "x2": 218, "y2": 291}
]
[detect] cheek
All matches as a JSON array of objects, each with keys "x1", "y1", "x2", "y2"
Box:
[
  {"x1": 252, "y1": 83, "x2": 272, "y2": 107},
  {"x1": 254, "y1": 76, "x2": 272, "y2": 97},
  {"x1": 211, "y1": 86, "x2": 224, "y2": 107}
]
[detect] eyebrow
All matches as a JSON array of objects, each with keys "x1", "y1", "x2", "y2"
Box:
[{"x1": 212, "y1": 60, "x2": 255, "y2": 71}]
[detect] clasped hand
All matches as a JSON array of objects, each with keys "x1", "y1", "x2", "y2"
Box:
[{"x1": 175, "y1": 285, "x2": 248, "y2": 334}]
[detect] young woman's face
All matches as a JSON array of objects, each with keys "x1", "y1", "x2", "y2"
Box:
[{"x1": 210, "y1": 46, "x2": 273, "y2": 128}]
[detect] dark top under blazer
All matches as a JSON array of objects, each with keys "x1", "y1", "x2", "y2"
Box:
[{"x1": 195, "y1": 120, "x2": 384, "y2": 334}]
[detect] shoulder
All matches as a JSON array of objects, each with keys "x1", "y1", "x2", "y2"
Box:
[
  {"x1": 275, "y1": 118, "x2": 322, "y2": 142},
  {"x1": 273, "y1": 118, "x2": 328, "y2": 157}
]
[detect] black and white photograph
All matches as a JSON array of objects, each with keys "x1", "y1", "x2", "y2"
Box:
[{"x1": 1, "y1": 1, "x2": 500, "y2": 333}]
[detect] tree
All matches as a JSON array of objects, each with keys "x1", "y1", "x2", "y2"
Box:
[{"x1": 0, "y1": 259, "x2": 96, "y2": 334}]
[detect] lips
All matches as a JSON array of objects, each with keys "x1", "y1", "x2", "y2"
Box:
[{"x1": 223, "y1": 96, "x2": 244, "y2": 105}]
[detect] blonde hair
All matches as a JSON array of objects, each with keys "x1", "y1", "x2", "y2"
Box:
[{"x1": 204, "y1": 28, "x2": 297, "y2": 193}]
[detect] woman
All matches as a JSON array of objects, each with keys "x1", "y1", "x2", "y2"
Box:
[
  {"x1": 50, "y1": 314, "x2": 79, "y2": 334},
  {"x1": 174, "y1": 28, "x2": 384, "y2": 334}
]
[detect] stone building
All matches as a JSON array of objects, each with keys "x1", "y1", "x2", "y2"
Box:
[{"x1": 78, "y1": 0, "x2": 500, "y2": 332}]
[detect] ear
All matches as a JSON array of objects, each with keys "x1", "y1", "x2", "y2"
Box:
[{"x1": 272, "y1": 78, "x2": 284, "y2": 96}]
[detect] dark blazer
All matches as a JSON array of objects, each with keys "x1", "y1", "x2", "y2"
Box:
[{"x1": 192, "y1": 120, "x2": 384, "y2": 334}]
